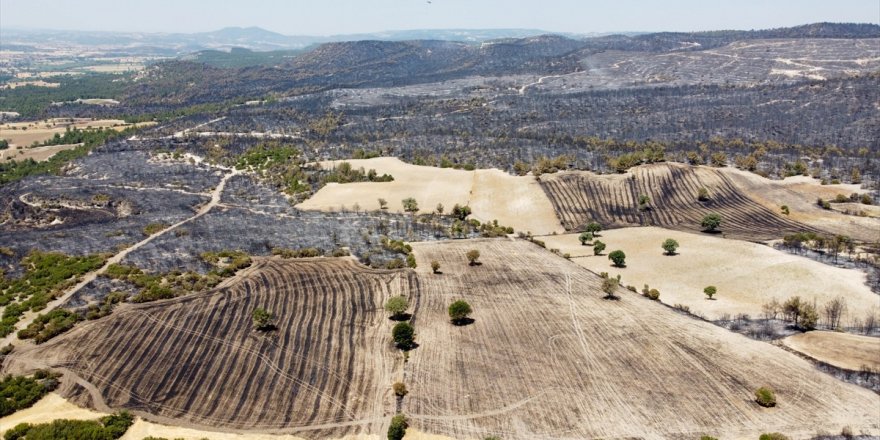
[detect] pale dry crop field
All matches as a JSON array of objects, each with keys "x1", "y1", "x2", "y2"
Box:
[
  {"x1": 405, "y1": 239, "x2": 879, "y2": 439},
  {"x1": 0, "y1": 143, "x2": 82, "y2": 162},
  {"x1": 781, "y1": 331, "x2": 880, "y2": 371},
  {"x1": 0, "y1": 118, "x2": 153, "y2": 147},
  {"x1": 723, "y1": 168, "x2": 880, "y2": 242},
  {"x1": 539, "y1": 227, "x2": 879, "y2": 321},
  {"x1": 298, "y1": 157, "x2": 563, "y2": 235}
]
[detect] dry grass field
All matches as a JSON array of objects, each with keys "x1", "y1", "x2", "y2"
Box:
[
  {"x1": 5, "y1": 257, "x2": 415, "y2": 437},
  {"x1": 781, "y1": 331, "x2": 880, "y2": 371},
  {"x1": 0, "y1": 143, "x2": 82, "y2": 162},
  {"x1": 404, "y1": 239, "x2": 878, "y2": 439},
  {"x1": 540, "y1": 163, "x2": 822, "y2": 242},
  {"x1": 723, "y1": 169, "x2": 880, "y2": 242},
  {"x1": 539, "y1": 227, "x2": 878, "y2": 321},
  {"x1": 298, "y1": 157, "x2": 563, "y2": 235},
  {"x1": 0, "y1": 118, "x2": 153, "y2": 147}
]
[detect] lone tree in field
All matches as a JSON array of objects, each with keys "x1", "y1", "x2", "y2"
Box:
[
  {"x1": 392, "y1": 322, "x2": 415, "y2": 350},
  {"x1": 593, "y1": 240, "x2": 606, "y2": 256},
  {"x1": 608, "y1": 250, "x2": 626, "y2": 267},
  {"x1": 430, "y1": 260, "x2": 441, "y2": 274},
  {"x1": 755, "y1": 386, "x2": 777, "y2": 407},
  {"x1": 585, "y1": 222, "x2": 602, "y2": 236},
  {"x1": 252, "y1": 308, "x2": 274, "y2": 331},
  {"x1": 378, "y1": 198, "x2": 388, "y2": 210},
  {"x1": 384, "y1": 296, "x2": 409, "y2": 320},
  {"x1": 701, "y1": 213, "x2": 722, "y2": 232},
  {"x1": 662, "y1": 238, "x2": 679, "y2": 255},
  {"x1": 697, "y1": 187, "x2": 710, "y2": 201},
  {"x1": 578, "y1": 232, "x2": 593, "y2": 245},
  {"x1": 387, "y1": 413, "x2": 408, "y2": 440},
  {"x1": 392, "y1": 382, "x2": 408, "y2": 397},
  {"x1": 601, "y1": 275, "x2": 620, "y2": 299},
  {"x1": 466, "y1": 249, "x2": 480, "y2": 266},
  {"x1": 704, "y1": 286, "x2": 717, "y2": 300},
  {"x1": 401, "y1": 197, "x2": 418, "y2": 213},
  {"x1": 448, "y1": 300, "x2": 473, "y2": 325}
]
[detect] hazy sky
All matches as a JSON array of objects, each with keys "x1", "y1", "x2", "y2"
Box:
[{"x1": 1, "y1": 0, "x2": 878, "y2": 35}]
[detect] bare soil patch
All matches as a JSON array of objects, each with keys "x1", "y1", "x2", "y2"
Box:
[
  {"x1": 538, "y1": 227, "x2": 878, "y2": 321},
  {"x1": 405, "y1": 238, "x2": 878, "y2": 438},
  {"x1": 298, "y1": 157, "x2": 562, "y2": 235},
  {"x1": 782, "y1": 331, "x2": 880, "y2": 371}
]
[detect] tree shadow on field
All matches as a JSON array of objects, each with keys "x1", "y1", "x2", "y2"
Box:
[
  {"x1": 397, "y1": 342, "x2": 420, "y2": 351},
  {"x1": 451, "y1": 317, "x2": 475, "y2": 326},
  {"x1": 389, "y1": 313, "x2": 412, "y2": 322},
  {"x1": 602, "y1": 294, "x2": 621, "y2": 301},
  {"x1": 468, "y1": 262, "x2": 483, "y2": 267},
  {"x1": 701, "y1": 229, "x2": 723, "y2": 235}
]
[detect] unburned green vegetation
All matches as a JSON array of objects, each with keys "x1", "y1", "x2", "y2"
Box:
[
  {"x1": 3, "y1": 411, "x2": 134, "y2": 440},
  {"x1": 0, "y1": 371, "x2": 61, "y2": 417},
  {"x1": 0, "y1": 251, "x2": 106, "y2": 337}
]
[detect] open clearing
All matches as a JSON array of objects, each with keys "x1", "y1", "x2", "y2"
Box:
[
  {"x1": 4, "y1": 257, "x2": 414, "y2": 437},
  {"x1": 539, "y1": 227, "x2": 878, "y2": 321},
  {"x1": 540, "y1": 162, "x2": 820, "y2": 242},
  {"x1": 0, "y1": 118, "x2": 154, "y2": 147},
  {"x1": 781, "y1": 331, "x2": 880, "y2": 371},
  {"x1": 297, "y1": 157, "x2": 563, "y2": 235},
  {"x1": 723, "y1": 168, "x2": 880, "y2": 242},
  {"x1": 405, "y1": 238, "x2": 878, "y2": 439},
  {"x1": 0, "y1": 143, "x2": 82, "y2": 162}
]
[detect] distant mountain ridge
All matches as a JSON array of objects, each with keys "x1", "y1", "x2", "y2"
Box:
[{"x1": 4, "y1": 22, "x2": 876, "y2": 55}]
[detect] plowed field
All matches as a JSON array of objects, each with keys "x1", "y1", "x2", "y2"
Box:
[
  {"x1": 7, "y1": 258, "x2": 416, "y2": 438},
  {"x1": 404, "y1": 239, "x2": 879, "y2": 439},
  {"x1": 541, "y1": 163, "x2": 820, "y2": 241}
]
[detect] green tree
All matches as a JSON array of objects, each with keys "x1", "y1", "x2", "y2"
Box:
[
  {"x1": 697, "y1": 187, "x2": 710, "y2": 201},
  {"x1": 585, "y1": 222, "x2": 602, "y2": 235},
  {"x1": 601, "y1": 275, "x2": 620, "y2": 299},
  {"x1": 662, "y1": 238, "x2": 679, "y2": 255},
  {"x1": 448, "y1": 300, "x2": 473, "y2": 324},
  {"x1": 451, "y1": 204, "x2": 472, "y2": 220},
  {"x1": 392, "y1": 322, "x2": 415, "y2": 350},
  {"x1": 593, "y1": 240, "x2": 606, "y2": 256},
  {"x1": 252, "y1": 308, "x2": 274, "y2": 330},
  {"x1": 393, "y1": 382, "x2": 408, "y2": 397},
  {"x1": 703, "y1": 286, "x2": 717, "y2": 300},
  {"x1": 701, "y1": 213, "x2": 722, "y2": 232},
  {"x1": 401, "y1": 197, "x2": 418, "y2": 213},
  {"x1": 578, "y1": 232, "x2": 593, "y2": 245},
  {"x1": 466, "y1": 249, "x2": 480, "y2": 266},
  {"x1": 387, "y1": 414, "x2": 408, "y2": 440},
  {"x1": 755, "y1": 387, "x2": 777, "y2": 407},
  {"x1": 384, "y1": 296, "x2": 409, "y2": 320},
  {"x1": 431, "y1": 260, "x2": 441, "y2": 274},
  {"x1": 608, "y1": 250, "x2": 626, "y2": 267}
]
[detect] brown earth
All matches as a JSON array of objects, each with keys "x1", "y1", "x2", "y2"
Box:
[
  {"x1": 782, "y1": 331, "x2": 880, "y2": 371},
  {"x1": 540, "y1": 163, "x2": 826, "y2": 242}
]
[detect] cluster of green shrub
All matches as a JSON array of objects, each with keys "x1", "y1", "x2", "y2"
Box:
[
  {"x1": 141, "y1": 222, "x2": 170, "y2": 236},
  {"x1": 322, "y1": 161, "x2": 393, "y2": 184},
  {"x1": 85, "y1": 291, "x2": 127, "y2": 320},
  {"x1": 605, "y1": 143, "x2": 667, "y2": 173},
  {"x1": 36, "y1": 126, "x2": 120, "y2": 148},
  {"x1": 233, "y1": 142, "x2": 311, "y2": 195},
  {"x1": 0, "y1": 370, "x2": 61, "y2": 417},
  {"x1": 4, "y1": 411, "x2": 134, "y2": 440},
  {"x1": 0, "y1": 251, "x2": 106, "y2": 337},
  {"x1": 271, "y1": 247, "x2": 348, "y2": 259},
  {"x1": 17, "y1": 309, "x2": 80, "y2": 343},
  {"x1": 102, "y1": 250, "x2": 251, "y2": 303},
  {"x1": 380, "y1": 237, "x2": 417, "y2": 269}
]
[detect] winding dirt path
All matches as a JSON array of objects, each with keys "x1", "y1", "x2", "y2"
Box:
[{"x1": 0, "y1": 169, "x2": 238, "y2": 348}]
